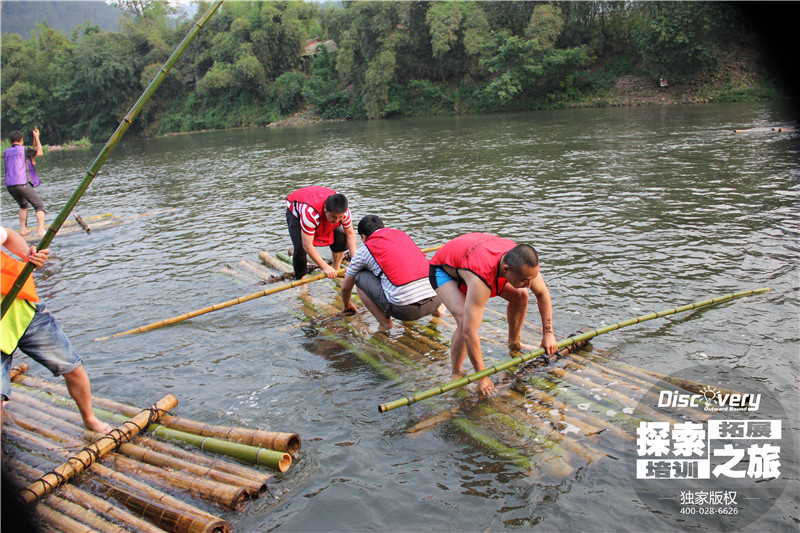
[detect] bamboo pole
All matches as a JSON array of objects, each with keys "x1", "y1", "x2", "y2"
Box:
[
  {"x1": 1, "y1": 1, "x2": 224, "y2": 317},
  {"x1": 379, "y1": 287, "x2": 771, "y2": 412},
  {"x1": 6, "y1": 457, "x2": 168, "y2": 533},
  {"x1": 9, "y1": 362, "x2": 28, "y2": 380},
  {"x1": 94, "y1": 244, "x2": 443, "y2": 340},
  {"x1": 19, "y1": 394, "x2": 177, "y2": 505},
  {"x1": 2, "y1": 424, "x2": 230, "y2": 532}
]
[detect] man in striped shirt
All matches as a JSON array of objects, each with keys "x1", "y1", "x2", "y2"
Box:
[
  {"x1": 286, "y1": 186, "x2": 357, "y2": 279},
  {"x1": 341, "y1": 215, "x2": 444, "y2": 331}
]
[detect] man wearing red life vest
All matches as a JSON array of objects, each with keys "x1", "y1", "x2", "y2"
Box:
[
  {"x1": 429, "y1": 233, "x2": 557, "y2": 396},
  {"x1": 4, "y1": 129, "x2": 46, "y2": 237},
  {"x1": 341, "y1": 215, "x2": 445, "y2": 331},
  {"x1": 1, "y1": 226, "x2": 111, "y2": 434},
  {"x1": 286, "y1": 186, "x2": 357, "y2": 280}
]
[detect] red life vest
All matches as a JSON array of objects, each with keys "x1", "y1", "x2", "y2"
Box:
[
  {"x1": 287, "y1": 186, "x2": 339, "y2": 246},
  {"x1": 430, "y1": 233, "x2": 516, "y2": 297},
  {"x1": 364, "y1": 228, "x2": 429, "y2": 287},
  {"x1": 1, "y1": 251, "x2": 39, "y2": 303}
]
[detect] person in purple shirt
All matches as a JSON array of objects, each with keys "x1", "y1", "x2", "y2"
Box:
[{"x1": 4, "y1": 128, "x2": 46, "y2": 237}]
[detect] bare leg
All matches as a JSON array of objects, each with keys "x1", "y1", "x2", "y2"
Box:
[
  {"x1": 356, "y1": 287, "x2": 392, "y2": 331},
  {"x1": 501, "y1": 288, "x2": 529, "y2": 350},
  {"x1": 18, "y1": 208, "x2": 29, "y2": 235},
  {"x1": 434, "y1": 282, "x2": 468, "y2": 376},
  {"x1": 62, "y1": 366, "x2": 112, "y2": 434},
  {"x1": 331, "y1": 251, "x2": 345, "y2": 270},
  {"x1": 35, "y1": 210, "x2": 46, "y2": 237}
]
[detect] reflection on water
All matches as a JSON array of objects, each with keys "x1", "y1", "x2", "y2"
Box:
[{"x1": 3, "y1": 102, "x2": 798, "y2": 532}]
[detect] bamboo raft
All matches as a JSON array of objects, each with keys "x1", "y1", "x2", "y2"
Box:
[
  {"x1": 2, "y1": 364, "x2": 301, "y2": 533},
  {"x1": 21, "y1": 209, "x2": 178, "y2": 244},
  {"x1": 256, "y1": 251, "x2": 718, "y2": 479}
]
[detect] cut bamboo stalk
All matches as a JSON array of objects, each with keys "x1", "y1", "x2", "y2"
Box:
[
  {"x1": 451, "y1": 417, "x2": 535, "y2": 472},
  {"x1": 105, "y1": 454, "x2": 247, "y2": 510},
  {"x1": 41, "y1": 492, "x2": 128, "y2": 533},
  {"x1": 217, "y1": 267, "x2": 259, "y2": 284},
  {"x1": 9, "y1": 392, "x2": 267, "y2": 498},
  {"x1": 21, "y1": 376, "x2": 301, "y2": 457},
  {"x1": 259, "y1": 251, "x2": 292, "y2": 273},
  {"x1": 4, "y1": 418, "x2": 239, "y2": 528},
  {"x1": 18, "y1": 394, "x2": 177, "y2": 505},
  {"x1": 237, "y1": 259, "x2": 277, "y2": 281},
  {"x1": 12, "y1": 376, "x2": 294, "y2": 469},
  {"x1": 2, "y1": 424, "x2": 229, "y2": 530},
  {"x1": 35, "y1": 502, "x2": 99, "y2": 533},
  {"x1": 9, "y1": 362, "x2": 28, "y2": 380},
  {"x1": 133, "y1": 435, "x2": 273, "y2": 486},
  {"x1": 7, "y1": 457, "x2": 168, "y2": 533}
]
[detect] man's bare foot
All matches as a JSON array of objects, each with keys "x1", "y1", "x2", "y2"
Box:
[
  {"x1": 432, "y1": 304, "x2": 446, "y2": 317},
  {"x1": 84, "y1": 416, "x2": 113, "y2": 435},
  {"x1": 37, "y1": 229, "x2": 46, "y2": 237},
  {"x1": 377, "y1": 319, "x2": 393, "y2": 332},
  {"x1": 20, "y1": 228, "x2": 30, "y2": 236},
  {"x1": 509, "y1": 342, "x2": 536, "y2": 354}
]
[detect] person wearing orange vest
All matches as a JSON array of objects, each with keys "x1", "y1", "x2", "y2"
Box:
[
  {"x1": 341, "y1": 215, "x2": 445, "y2": 331},
  {"x1": 286, "y1": 186, "x2": 357, "y2": 280},
  {"x1": 1, "y1": 226, "x2": 111, "y2": 434},
  {"x1": 429, "y1": 233, "x2": 557, "y2": 397},
  {"x1": 4, "y1": 129, "x2": 46, "y2": 238}
]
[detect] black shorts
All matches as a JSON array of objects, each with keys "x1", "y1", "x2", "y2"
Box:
[{"x1": 7, "y1": 183, "x2": 45, "y2": 211}]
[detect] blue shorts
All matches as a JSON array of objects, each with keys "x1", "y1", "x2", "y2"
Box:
[
  {"x1": 2, "y1": 303, "x2": 82, "y2": 400},
  {"x1": 428, "y1": 265, "x2": 457, "y2": 290}
]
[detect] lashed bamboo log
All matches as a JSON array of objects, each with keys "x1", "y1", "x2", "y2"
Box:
[
  {"x1": 9, "y1": 362, "x2": 28, "y2": 380},
  {"x1": 7, "y1": 457, "x2": 167, "y2": 533},
  {"x1": 19, "y1": 394, "x2": 177, "y2": 505},
  {"x1": 133, "y1": 434, "x2": 272, "y2": 486},
  {"x1": 19, "y1": 376, "x2": 301, "y2": 457},
  {"x1": 35, "y1": 502, "x2": 99, "y2": 533},
  {"x1": 301, "y1": 293, "x2": 600, "y2": 475},
  {"x1": 106, "y1": 453, "x2": 247, "y2": 510},
  {"x1": 1, "y1": 1, "x2": 224, "y2": 317},
  {"x1": 4, "y1": 416, "x2": 230, "y2": 533},
  {"x1": 41, "y1": 493, "x2": 127, "y2": 533},
  {"x1": 217, "y1": 267, "x2": 260, "y2": 284},
  {"x1": 13, "y1": 375, "x2": 295, "y2": 468},
  {"x1": 8, "y1": 393, "x2": 267, "y2": 498},
  {"x1": 379, "y1": 288, "x2": 771, "y2": 412},
  {"x1": 259, "y1": 251, "x2": 292, "y2": 272},
  {"x1": 3, "y1": 423, "x2": 232, "y2": 532},
  {"x1": 237, "y1": 260, "x2": 277, "y2": 281}
]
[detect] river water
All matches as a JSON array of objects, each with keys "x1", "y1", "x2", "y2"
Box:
[{"x1": 2, "y1": 101, "x2": 798, "y2": 532}]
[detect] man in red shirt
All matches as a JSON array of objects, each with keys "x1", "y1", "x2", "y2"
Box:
[
  {"x1": 429, "y1": 233, "x2": 557, "y2": 396},
  {"x1": 286, "y1": 186, "x2": 357, "y2": 279}
]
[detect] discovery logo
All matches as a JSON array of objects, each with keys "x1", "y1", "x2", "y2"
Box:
[{"x1": 658, "y1": 386, "x2": 762, "y2": 412}]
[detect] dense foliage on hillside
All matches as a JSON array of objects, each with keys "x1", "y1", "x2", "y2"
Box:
[
  {"x1": 0, "y1": 1, "x2": 789, "y2": 144},
  {"x1": 0, "y1": 1, "x2": 125, "y2": 37}
]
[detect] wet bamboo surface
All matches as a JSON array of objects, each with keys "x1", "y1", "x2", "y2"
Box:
[
  {"x1": 281, "y1": 262, "x2": 711, "y2": 480},
  {"x1": 3, "y1": 365, "x2": 302, "y2": 533}
]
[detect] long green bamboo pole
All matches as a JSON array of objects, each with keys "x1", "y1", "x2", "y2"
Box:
[
  {"x1": 379, "y1": 287, "x2": 771, "y2": 412},
  {"x1": 94, "y1": 244, "x2": 443, "y2": 341},
  {"x1": 1, "y1": 1, "x2": 224, "y2": 319}
]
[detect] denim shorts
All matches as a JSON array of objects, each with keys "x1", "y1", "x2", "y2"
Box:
[{"x1": 1, "y1": 303, "x2": 82, "y2": 400}]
